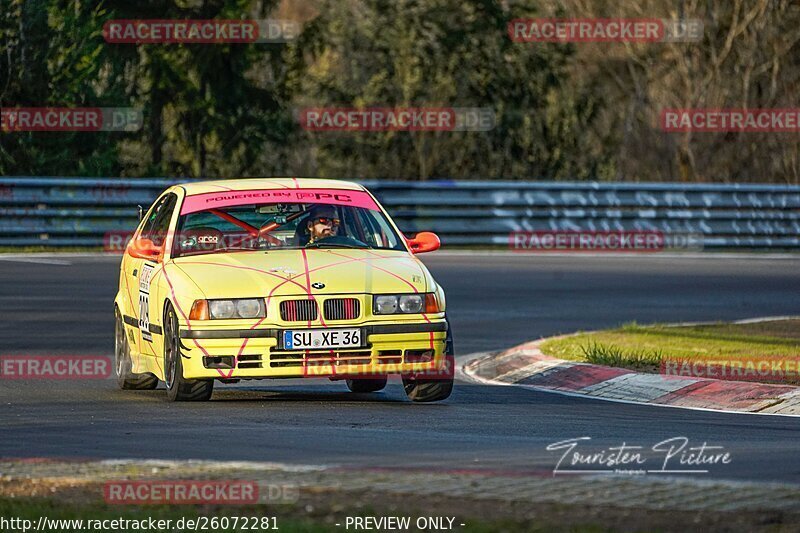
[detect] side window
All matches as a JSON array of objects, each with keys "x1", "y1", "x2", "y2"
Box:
[
  {"x1": 356, "y1": 208, "x2": 400, "y2": 249},
  {"x1": 139, "y1": 197, "x2": 167, "y2": 237},
  {"x1": 141, "y1": 194, "x2": 177, "y2": 247}
]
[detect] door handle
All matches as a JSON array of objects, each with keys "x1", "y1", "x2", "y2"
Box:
[{"x1": 132, "y1": 268, "x2": 138, "y2": 276}]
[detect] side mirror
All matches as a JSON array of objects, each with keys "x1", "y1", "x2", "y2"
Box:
[
  {"x1": 137, "y1": 205, "x2": 144, "y2": 222},
  {"x1": 127, "y1": 237, "x2": 163, "y2": 261},
  {"x1": 406, "y1": 232, "x2": 440, "y2": 254}
]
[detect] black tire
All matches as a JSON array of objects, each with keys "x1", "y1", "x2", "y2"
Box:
[
  {"x1": 114, "y1": 308, "x2": 158, "y2": 390},
  {"x1": 346, "y1": 376, "x2": 388, "y2": 393},
  {"x1": 402, "y1": 320, "x2": 454, "y2": 403},
  {"x1": 403, "y1": 376, "x2": 453, "y2": 402},
  {"x1": 164, "y1": 304, "x2": 213, "y2": 402}
]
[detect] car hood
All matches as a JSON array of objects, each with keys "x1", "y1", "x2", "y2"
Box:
[{"x1": 171, "y1": 248, "x2": 431, "y2": 299}]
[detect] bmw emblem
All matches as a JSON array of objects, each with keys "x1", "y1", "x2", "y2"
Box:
[{"x1": 311, "y1": 282, "x2": 325, "y2": 289}]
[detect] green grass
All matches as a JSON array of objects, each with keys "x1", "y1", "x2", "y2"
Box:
[
  {"x1": 578, "y1": 340, "x2": 663, "y2": 371},
  {"x1": 540, "y1": 319, "x2": 800, "y2": 378}
]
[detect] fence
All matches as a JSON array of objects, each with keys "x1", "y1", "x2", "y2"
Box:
[{"x1": 0, "y1": 177, "x2": 798, "y2": 249}]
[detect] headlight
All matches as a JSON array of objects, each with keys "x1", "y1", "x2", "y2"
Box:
[
  {"x1": 399, "y1": 295, "x2": 424, "y2": 313},
  {"x1": 236, "y1": 299, "x2": 263, "y2": 319},
  {"x1": 374, "y1": 295, "x2": 399, "y2": 315},
  {"x1": 209, "y1": 300, "x2": 236, "y2": 319},
  {"x1": 192, "y1": 299, "x2": 266, "y2": 320},
  {"x1": 373, "y1": 294, "x2": 439, "y2": 314}
]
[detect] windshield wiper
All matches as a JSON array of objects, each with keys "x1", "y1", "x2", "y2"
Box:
[{"x1": 306, "y1": 242, "x2": 367, "y2": 249}]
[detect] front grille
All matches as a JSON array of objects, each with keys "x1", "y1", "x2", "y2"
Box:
[
  {"x1": 280, "y1": 299, "x2": 318, "y2": 322},
  {"x1": 269, "y1": 349, "x2": 372, "y2": 368},
  {"x1": 324, "y1": 298, "x2": 360, "y2": 321},
  {"x1": 377, "y1": 350, "x2": 402, "y2": 364},
  {"x1": 236, "y1": 354, "x2": 263, "y2": 369}
]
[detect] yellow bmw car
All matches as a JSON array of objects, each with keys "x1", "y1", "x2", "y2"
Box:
[{"x1": 113, "y1": 178, "x2": 453, "y2": 402}]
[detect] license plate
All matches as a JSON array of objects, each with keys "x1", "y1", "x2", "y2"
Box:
[{"x1": 283, "y1": 328, "x2": 362, "y2": 350}]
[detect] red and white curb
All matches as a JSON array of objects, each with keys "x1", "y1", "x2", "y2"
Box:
[{"x1": 461, "y1": 339, "x2": 800, "y2": 417}]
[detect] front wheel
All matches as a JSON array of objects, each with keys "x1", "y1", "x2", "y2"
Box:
[
  {"x1": 402, "y1": 321, "x2": 454, "y2": 403},
  {"x1": 163, "y1": 304, "x2": 213, "y2": 402},
  {"x1": 402, "y1": 367, "x2": 453, "y2": 402},
  {"x1": 114, "y1": 308, "x2": 158, "y2": 390}
]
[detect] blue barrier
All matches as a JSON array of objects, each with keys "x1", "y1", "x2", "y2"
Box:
[{"x1": 0, "y1": 177, "x2": 798, "y2": 249}]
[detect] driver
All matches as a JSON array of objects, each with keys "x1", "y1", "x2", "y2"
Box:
[{"x1": 305, "y1": 205, "x2": 340, "y2": 244}]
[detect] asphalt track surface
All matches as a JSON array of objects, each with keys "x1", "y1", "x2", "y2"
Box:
[{"x1": 1, "y1": 253, "x2": 799, "y2": 483}]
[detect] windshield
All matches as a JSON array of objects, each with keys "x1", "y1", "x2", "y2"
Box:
[{"x1": 171, "y1": 201, "x2": 406, "y2": 257}]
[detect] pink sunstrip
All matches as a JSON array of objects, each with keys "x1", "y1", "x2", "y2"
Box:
[{"x1": 180, "y1": 188, "x2": 379, "y2": 215}]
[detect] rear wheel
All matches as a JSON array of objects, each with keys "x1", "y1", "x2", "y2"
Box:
[
  {"x1": 346, "y1": 377, "x2": 388, "y2": 393},
  {"x1": 114, "y1": 308, "x2": 158, "y2": 390},
  {"x1": 164, "y1": 304, "x2": 213, "y2": 402},
  {"x1": 402, "y1": 321, "x2": 454, "y2": 403}
]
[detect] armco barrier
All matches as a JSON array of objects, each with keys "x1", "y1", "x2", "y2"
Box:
[{"x1": 0, "y1": 178, "x2": 798, "y2": 249}]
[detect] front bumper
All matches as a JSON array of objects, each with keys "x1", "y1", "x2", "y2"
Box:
[{"x1": 178, "y1": 320, "x2": 449, "y2": 379}]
